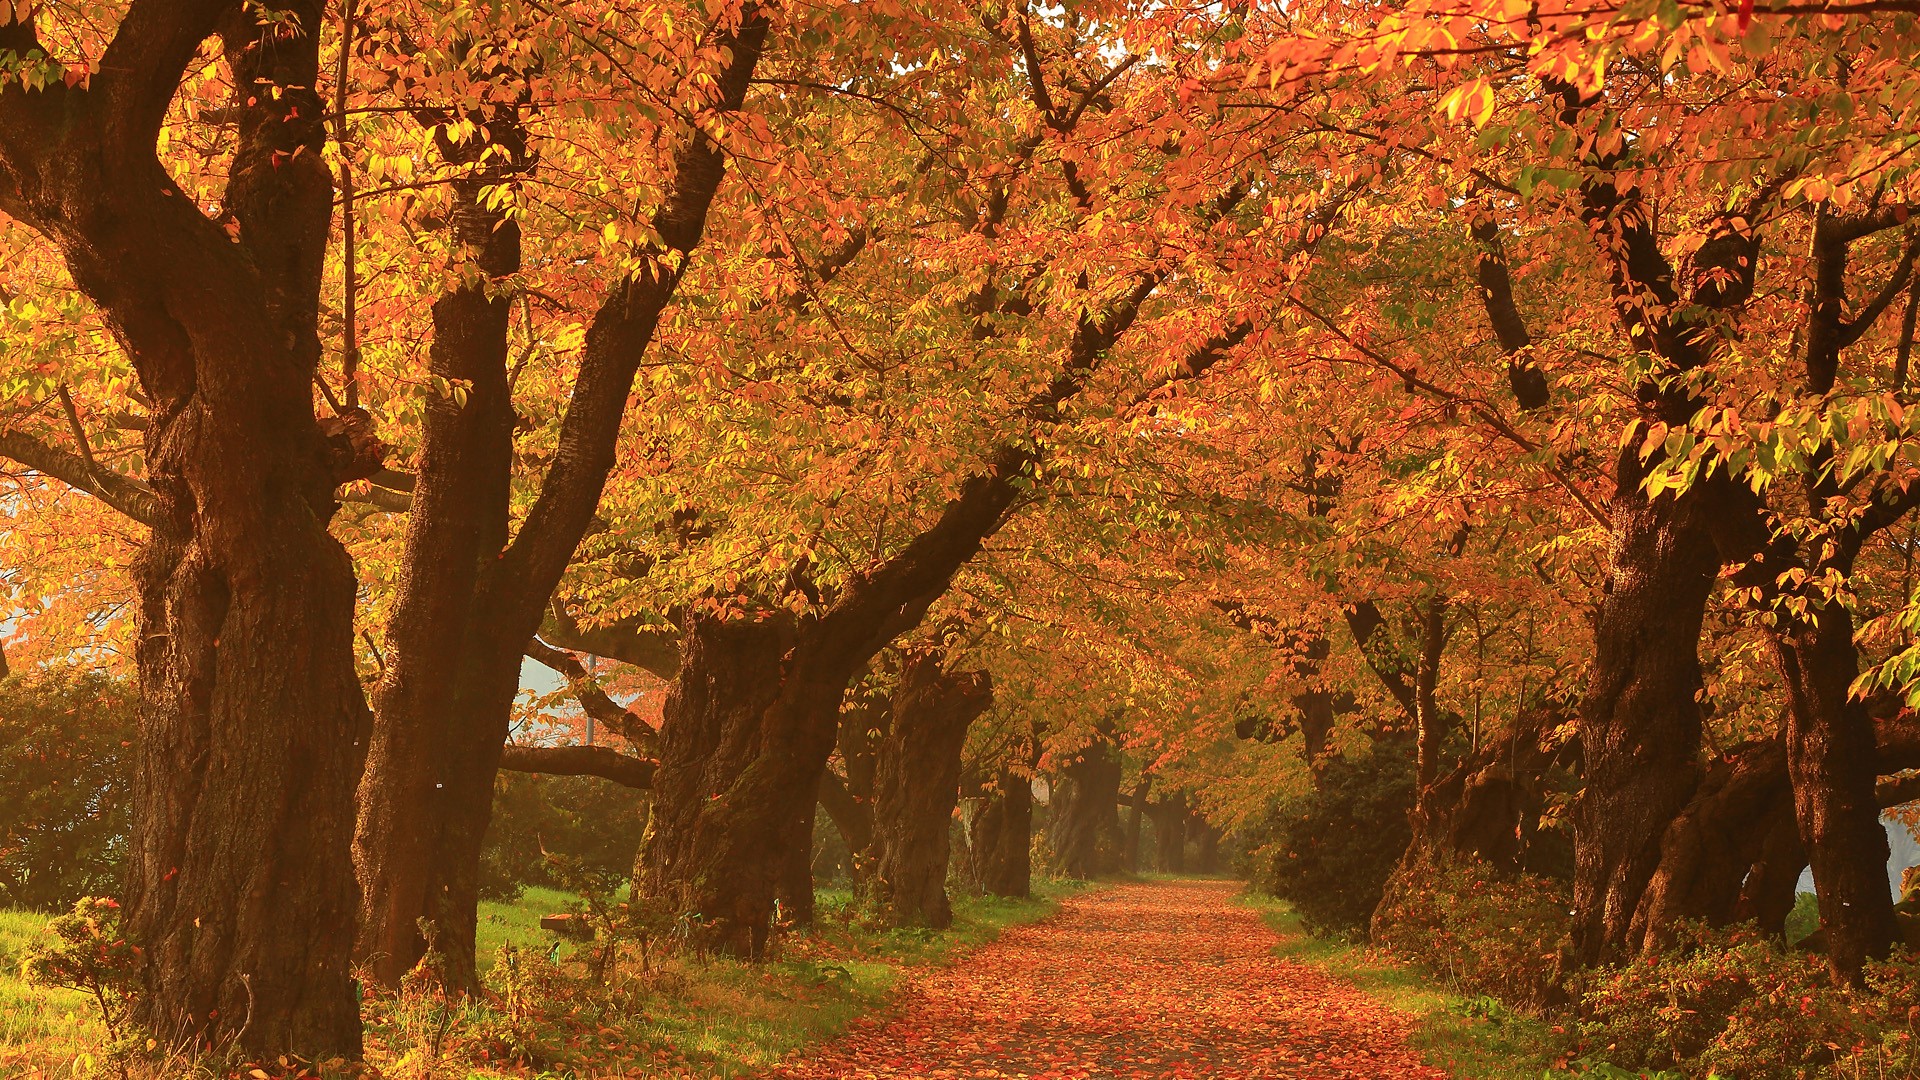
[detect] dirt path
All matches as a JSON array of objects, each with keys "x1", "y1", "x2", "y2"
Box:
[{"x1": 770, "y1": 879, "x2": 1448, "y2": 1079}]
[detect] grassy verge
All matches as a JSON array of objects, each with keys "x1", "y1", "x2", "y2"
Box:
[
  {"x1": 1242, "y1": 892, "x2": 1575, "y2": 1080},
  {"x1": 0, "y1": 909, "x2": 105, "y2": 1078},
  {"x1": 3, "y1": 879, "x2": 1092, "y2": 1079}
]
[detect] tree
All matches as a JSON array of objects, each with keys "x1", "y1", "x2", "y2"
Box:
[{"x1": 1, "y1": 0, "x2": 371, "y2": 1055}]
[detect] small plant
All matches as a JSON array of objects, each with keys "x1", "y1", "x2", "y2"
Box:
[{"x1": 21, "y1": 896, "x2": 140, "y2": 1042}]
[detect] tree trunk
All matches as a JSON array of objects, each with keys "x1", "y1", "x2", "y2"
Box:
[
  {"x1": 1150, "y1": 792, "x2": 1188, "y2": 874},
  {"x1": 966, "y1": 766, "x2": 1033, "y2": 898},
  {"x1": 350, "y1": 12, "x2": 769, "y2": 986},
  {"x1": 34, "y1": 5, "x2": 374, "y2": 1057},
  {"x1": 1048, "y1": 743, "x2": 1124, "y2": 878},
  {"x1": 821, "y1": 688, "x2": 883, "y2": 889},
  {"x1": 1774, "y1": 605, "x2": 1897, "y2": 983},
  {"x1": 352, "y1": 119, "x2": 520, "y2": 988},
  {"x1": 777, "y1": 790, "x2": 818, "y2": 928},
  {"x1": 1122, "y1": 786, "x2": 1145, "y2": 873},
  {"x1": 635, "y1": 611, "x2": 826, "y2": 958},
  {"x1": 870, "y1": 652, "x2": 992, "y2": 928},
  {"x1": 1409, "y1": 709, "x2": 1571, "y2": 876},
  {"x1": 1411, "y1": 596, "x2": 1451, "y2": 831},
  {"x1": 1628, "y1": 740, "x2": 1802, "y2": 953},
  {"x1": 1571, "y1": 469, "x2": 1720, "y2": 964},
  {"x1": 1192, "y1": 819, "x2": 1221, "y2": 874}
]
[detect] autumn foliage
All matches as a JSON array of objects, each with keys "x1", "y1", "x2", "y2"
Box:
[{"x1": 3, "y1": 0, "x2": 1920, "y2": 1072}]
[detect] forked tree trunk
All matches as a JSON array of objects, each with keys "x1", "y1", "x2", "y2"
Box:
[
  {"x1": 26, "y1": 4, "x2": 376, "y2": 1056},
  {"x1": 1048, "y1": 743, "x2": 1124, "y2": 878},
  {"x1": 1628, "y1": 740, "x2": 1803, "y2": 953},
  {"x1": 351, "y1": 12, "x2": 770, "y2": 986},
  {"x1": 966, "y1": 766, "x2": 1033, "y2": 898},
  {"x1": 870, "y1": 653, "x2": 992, "y2": 928},
  {"x1": 1571, "y1": 468, "x2": 1720, "y2": 963}
]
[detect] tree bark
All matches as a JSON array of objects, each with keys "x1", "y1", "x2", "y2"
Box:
[
  {"x1": 1570, "y1": 471, "x2": 1721, "y2": 964},
  {"x1": 1192, "y1": 818, "x2": 1221, "y2": 874},
  {"x1": 1122, "y1": 784, "x2": 1145, "y2": 873},
  {"x1": 350, "y1": 10, "x2": 769, "y2": 987},
  {"x1": 0, "y1": 2, "x2": 371, "y2": 1055},
  {"x1": 870, "y1": 652, "x2": 991, "y2": 928},
  {"x1": 635, "y1": 611, "x2": 815, "y2": 958},
  {"x1": 1773, "y1": 605, "x2": 1897, "y2": 983},
  {"x1": 1411, "y1": 709, "x2": 1572, "y2": 876},
  {"x1": 1410, "y1": 595, "x2": 1452, "y2": 832},
  {"x1": 351, "y1": 100, "x2": 522, "y2": 989},
  {"x1": 777, "y1": 788, "x2": 819, "y2": 928},
  {"x1": 1048, "y1": 741, "x2": 1124, "y2": 878},
  {"x1": 1628, "y1": 740, "x2": 1801, "y2": 952},
  {"x1": 964, "y1": 766, "x2": 1033, "y2": 898},
  {"x1": 1149, "y1": 791, "x2": 1188, "y2": 874}
]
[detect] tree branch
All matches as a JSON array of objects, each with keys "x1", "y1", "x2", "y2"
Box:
[
  {"x1": 524, "y1": 636, "x2": 657, "y2": 751},
  {"x1": 0, "y1": 428, "x2": 159, "y2": 526},
  {"x1": 498, "y1": 744, "x2": 655, "y2": 789}
]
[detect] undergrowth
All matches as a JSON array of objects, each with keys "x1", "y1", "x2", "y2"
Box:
[{"x1": 2, "y1": 880, "x2": 1088, "y2": 1079}]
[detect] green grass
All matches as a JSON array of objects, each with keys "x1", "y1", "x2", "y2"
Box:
[
  {"x1": 616, "y1": 879, "x2": 1090, "y2": 1075},
  {"x1": 475, "y1": 885, "x2": 584, "y2": 971},
  {"x1": 0, "y1": 908, "x2": 107, "y2": 1075},
  {"x1": 1241, "y1": 892, "x2": 1573, "y2": 1080},
  {"x1": 5, "y1": 879, "x2": 1092, "y2": 1078}
]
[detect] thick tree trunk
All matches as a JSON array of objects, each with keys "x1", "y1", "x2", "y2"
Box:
[
  {"x1": 1048, "y1": 743, "x2": 1124, "y2": 878},
  {"x1": 636, "y1": 611, "x2": 826, "y2": 958},
  {"x1": 127, "y1": 423, "x2": 369, "y2": 1058},
  {"x1": 1774, "y1": 605, "x2": 1897, "y2": 983},
  {"x1": 966, "y1": 767, "x2": 1033, "y2": 898},
  {"x1": 1571, "y1": 470, "x2": 1720, "y2": 964},
  {"x1": 30, "y1": 5, "x2": 375, "y2": 1057},
  {"x1": 1149, "y1": 792, "x2": 1187, "y2": 874},
  {"x1": 870, "y1": 653, "x2": 992, "y2": 928}
]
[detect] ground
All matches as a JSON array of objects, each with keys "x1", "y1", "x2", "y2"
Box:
[
  {"x1": 770, "y1": 879, "x2": 1453, "y2": 1080},
  {"x1": 0, "y1": 883, "x2": 1086, "y2": 1078}
]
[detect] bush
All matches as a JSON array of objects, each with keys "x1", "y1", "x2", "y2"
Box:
[
  {"x1": 1576, "y1": 923, "x2": 1918, "y2": 1080},
  {"x1": 479, "y1": 769, "x2": 648, "y2": 902},
  {"x1": 0, "y1": 670, "x2": 137, "y2": 910},
  {"x1": 21, "y1": 896, "x2": 140, "y2": 1041},
  {"x1": 1245, "y1": 746, "x2": 1414, "y2": 939},
  {"x1": 1371, "y1": 854, "x2": 1573, "y2": 1010}
]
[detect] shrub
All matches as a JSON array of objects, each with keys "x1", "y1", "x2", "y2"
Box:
[
  {"x1": 478, "y1": 770, "x2": 648, "y2": 901},
  {"x1": 1371, "y1": 854, "x2": 1574, "y2": 1010},
  {"x1": 1245, "y1": 746, "x2": 1414, "y2": 939},
  {"x1": 1575, "y1": 922, "x2": 1913, "y2": 1080},
  {"x1": 20, "y1": 896, "x2": 140, "y2": 1041},
  {"x1": 0, "y1": 670, "x2": 137, "y2": 910}
]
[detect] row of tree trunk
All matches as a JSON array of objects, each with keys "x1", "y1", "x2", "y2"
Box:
[{"x1": 0, "y1": 7, "x2": 1249, "y2": 1056}]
